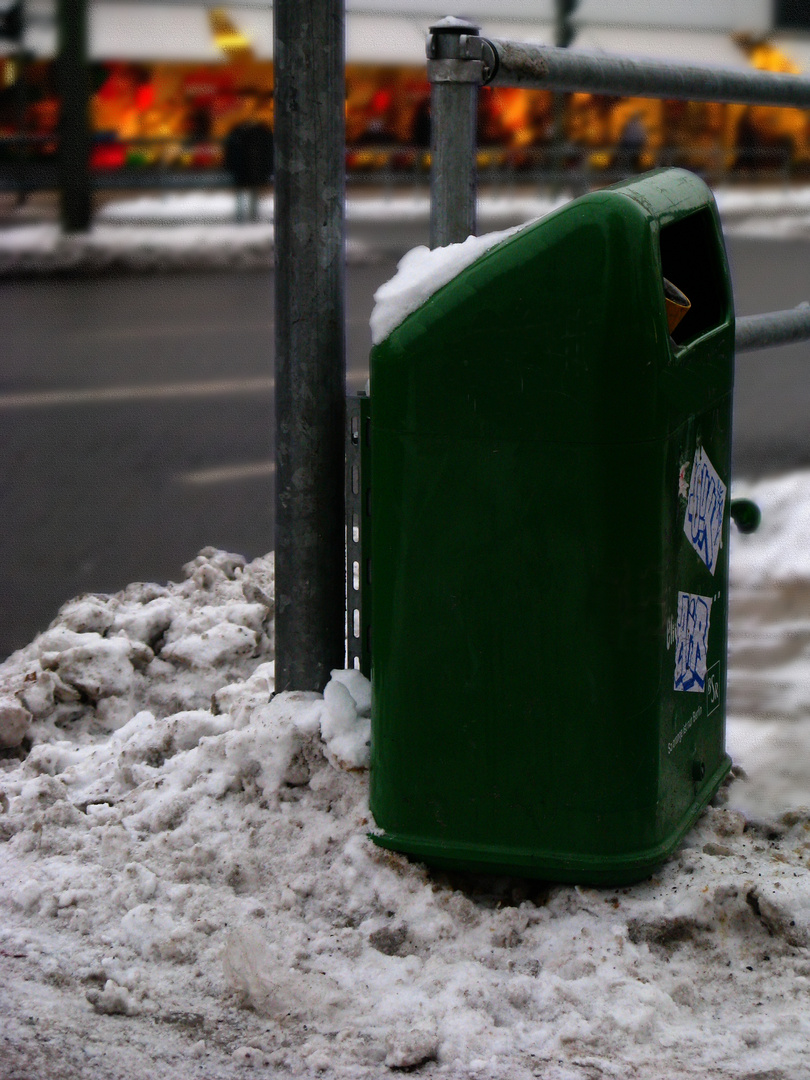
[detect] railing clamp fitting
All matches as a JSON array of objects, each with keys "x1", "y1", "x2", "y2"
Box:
[{"x1": 427, "y1": 16, "x2": 498, "y2": 85}]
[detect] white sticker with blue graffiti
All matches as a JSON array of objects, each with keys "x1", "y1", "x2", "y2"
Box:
[
  {"x1": 683, "y1": 447, "x2": 727, "y2": 576},
  {"x1": 674, "y1": 591, "x2": 713, "y2": 693}
]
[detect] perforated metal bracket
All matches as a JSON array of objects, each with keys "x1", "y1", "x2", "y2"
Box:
[{"x1": 346, "y1": 393, "x2": 371, "y2": 676}]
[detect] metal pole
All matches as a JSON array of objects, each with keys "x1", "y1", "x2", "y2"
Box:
[
  {"x1": 274, "y1": 0, "x2": 346, "y2": 692},
  {"x1": 428, "y1": 17, "x2": 488, "y2": 248},
  {"x1": 550, "y1": 0, "x2": 577, "y2": 189},
  {"x1": 3, "y1": 2, "x2": 29, "y2": 206},
  {"x1": 56, "y1": 0, "x2": 91, "y2": 232},
  {"x1": 735, "y1": 304, "x2": 810, "y2": 353},
  {"x1": 487, "y1": 39, "x2": 810, "y2": 108}
]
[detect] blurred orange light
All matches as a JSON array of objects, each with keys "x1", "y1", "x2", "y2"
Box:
[{"x1": 134, "y1": 84, "x2": 155, "y2": 111}]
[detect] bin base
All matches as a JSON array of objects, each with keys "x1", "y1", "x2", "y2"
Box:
[{"x1": 370, "y1": 754, "x2": 732, "y2": 887}]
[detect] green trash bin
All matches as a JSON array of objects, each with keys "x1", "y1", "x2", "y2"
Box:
[{"x1": 368, "y1": 169, "x2": 734, "y2": 885}]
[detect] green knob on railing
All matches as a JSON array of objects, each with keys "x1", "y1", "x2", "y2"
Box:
[{"x1": 730, "y1": 498, "x2": 761, "y2": 534}]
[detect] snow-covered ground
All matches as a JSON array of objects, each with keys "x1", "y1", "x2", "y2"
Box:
[
  {"x1": 4, "y1": 185, "x2": 810, "y2": 275},
  {"x1": 87, "y1": 186, "x2": 810, "y2": 228},
  {"x1": 2, "y1": 473, "x2": 810, "y2": 1078},
  {"x1": 90, "y1": 191, "x2": 562, "y2": 229},
  {"x1": 0, "y1": 220, "x2": 378, "y2": 275}
]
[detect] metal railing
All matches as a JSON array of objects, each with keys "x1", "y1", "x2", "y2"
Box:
[
  {"x1": 736, "y1": 303, "x2": 810, "y2": 352},
  {"x1": 487, "y1": 39, "x2": 810, "y2": 105},
  {"x1": 427, "y1": 16, "x2": 810, "y2": 352}
]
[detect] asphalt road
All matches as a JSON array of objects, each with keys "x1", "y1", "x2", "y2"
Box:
[
  {"x1": 1, "y1": 233, "x2": 809, "y2": 658},
  {"x1": 728, "y1": 237, "x2": 810, "y2": 476}
]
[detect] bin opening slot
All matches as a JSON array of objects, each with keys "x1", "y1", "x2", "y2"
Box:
[{"x1": 659, "y1": 209, "x2": 726, "y2": 345}]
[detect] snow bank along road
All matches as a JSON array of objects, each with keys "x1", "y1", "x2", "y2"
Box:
[
  {"x1": 2, "y1": 473, "x2": 810, "y2": 1078},
  {"x1": 6, "y1": 184, "x2": 810, "y2": 271}
]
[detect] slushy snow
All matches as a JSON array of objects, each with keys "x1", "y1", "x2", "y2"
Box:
[
  {"x1": 2, "y1": 473, "x2": 810, "y2": 1077},
  {"x1": 0, "y1": 222, "x2": 376, "y2": 275}
]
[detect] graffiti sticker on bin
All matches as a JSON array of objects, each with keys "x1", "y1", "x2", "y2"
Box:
[
  {"x1": 684, "y1": 447, "x2": 727, "y2": 576},
  {"x1": 674, "y1": 591, "x2": 712, "y2": 693}
]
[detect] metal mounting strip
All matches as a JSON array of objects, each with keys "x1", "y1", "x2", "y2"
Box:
[{"x1": 346, "y1": 393, "x2": 371, "y2": 676}]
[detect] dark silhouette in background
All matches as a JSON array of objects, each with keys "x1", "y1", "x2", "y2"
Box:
[
  {"x1": 223, "y1": 118, "x2": 274, "y2": 222},
  {"x1": 616, "y1": 111, "x2": 646, "y2": 172}
]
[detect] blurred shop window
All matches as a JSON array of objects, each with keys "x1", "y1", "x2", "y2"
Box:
[
  {"x1": 22, "y1": 63, "x2": 60, "y2": 158},
  {"x1": 730, "y1": 35, "x2": 810, "y2": 169},
  {"x1": 478, "y1": 87, "x2": 552, "y2": 149}
]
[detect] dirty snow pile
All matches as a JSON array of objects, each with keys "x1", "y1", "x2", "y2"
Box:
[
  {"x1": 0, "y1": 546, "x2": 276, "y2": 748},
  {"x1": 4, "y1": 480, "x2": 810, "y2": 1078}
]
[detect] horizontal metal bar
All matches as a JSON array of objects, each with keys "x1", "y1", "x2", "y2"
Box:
[
  {"x1": 735, "y1": 304, "x2": 810, "y2": 353},
  {"x1": 488, "y1": 40, "x2": 810, "y2": 108}
]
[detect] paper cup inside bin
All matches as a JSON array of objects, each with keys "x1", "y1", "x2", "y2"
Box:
[{"x1": 664, "y1": 277, "x2": 691, "y2": 334}]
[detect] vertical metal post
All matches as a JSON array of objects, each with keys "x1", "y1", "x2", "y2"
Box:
[
  {"x1": 427, "y1": 17, "x2": 485, "y2": 248},
  {"x1": 551, "y1": 0, "x2": 578, "y2": 190},
  {"x1": 56, "y1": 0, "x2": 92, "y2": 232},
  {"x1": 0, "y1": 1, "x2": 29, "y2": 205},
  {"x1": 274, "y1": 0, "x2": 346, "y2": 692},
  {"x1": 14, "y1": 49, "x2": 27, "y2": 206}
]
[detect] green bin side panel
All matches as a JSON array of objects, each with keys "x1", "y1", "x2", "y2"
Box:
[{"x1": 369, "y1": 170, "x2": 734, "y2": 884}]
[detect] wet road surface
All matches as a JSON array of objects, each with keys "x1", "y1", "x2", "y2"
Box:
[{"x1": 0, "y1": 234, "x2": 808, "y2": 656}]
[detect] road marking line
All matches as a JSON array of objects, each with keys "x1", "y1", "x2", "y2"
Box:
[
  {"x1": 175, "y1": 460, "x2": 276, "y2": 486},
  {"x1": 0, "y1": 377, "x2": 275, "y2": 410}
]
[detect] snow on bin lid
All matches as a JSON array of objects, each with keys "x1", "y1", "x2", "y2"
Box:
[{"x1": 370, "y1": 221, "x2": 535, "y2": 346}]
